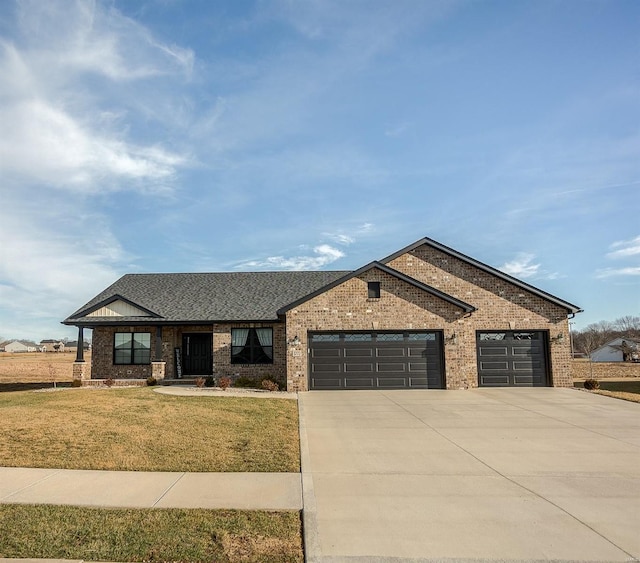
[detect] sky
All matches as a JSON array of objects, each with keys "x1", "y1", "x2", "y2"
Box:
[{"x1": 0, "y1": 0, "x2": 639, "y2": 343}]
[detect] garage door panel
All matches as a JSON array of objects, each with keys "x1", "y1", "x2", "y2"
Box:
[
  {"x1": 309, "y1": 332, "x2": 444, "y2": 390},
  {"x1": 378, "y1": 377, "x2": 407, "y2": 387},
  {"x1": 376, "y1": 347, "x2": 406, "y2": 357},
  {"x1": 311, "y1": 348, "x2": 341, "y2": 358},
  {"x1": 345, "y1": 378, "x2": 375, "y2": 388},
  {"x1": 479, "y1": 347, "x2": 507, "y2": 356},
  {"x1": 377, "y1": 362, "x2": 406, "y2": 372},
  {"x1": 311, "y1": 378, "x2": 342, "y2": 389},
  {"x1": 343, "y1": 363, "x2": 374, "y2": 372},
  {"x1": 477, "y1": 331, "x2": 549, "y2": 387},
  {"x1": 480, "y1": 375, "x2": 511, "y2": 386},
  {"x1": 312, "y1": 363, "x2": 341, "y2": 373},
  {"x1": 480, "y1": 361, "x2": 509, "y2": 370},
  {"x1": 344, "y1": 348, "x2": 373, "y2": 358},
  {"x1": 409, "y1": 377, "x2": 429, "y2": 387}
]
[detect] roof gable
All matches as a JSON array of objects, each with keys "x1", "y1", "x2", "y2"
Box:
[
  {"x1": 381, "y1": 237, "x2": 582, "y2": 314},
  {"x1": 277, "y1": 262, "x2": 476, "y2": 314},
  {"x1": 84, "y1": 296, "x2": 160, "y2": 318}
]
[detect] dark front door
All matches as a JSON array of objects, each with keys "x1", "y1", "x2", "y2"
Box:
[
  {"x1": 476, "y1": 331, "x2": 549, "y2": 387},
  {"x1": 182, "y1": 333, "x2": 212, "y2": 375},
  {"x1": 309, "y1": 331, "x2": 444, "y2": 390}
]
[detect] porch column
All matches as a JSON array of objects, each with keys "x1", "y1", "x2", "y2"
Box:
[
  {"x1": 151, "y1": 326, "x2": 166, "y2": 380},
  {"x1": 75, "y1": 326, "x2": 85, "y2": 362},
  {"x1": 155, "y1": 326, "x2": 163, "y2": 361}
]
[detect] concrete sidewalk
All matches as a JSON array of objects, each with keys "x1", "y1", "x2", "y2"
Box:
[{"x1": 0, "y1": 467, "x2": 302, "y2": 510}]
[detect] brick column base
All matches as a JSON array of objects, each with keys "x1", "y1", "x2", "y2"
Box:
[
  {"x1": 72, "y1": 361, "x2": 88, "y2": 381},
  {"x1": 152, "y1": 361, "x2": 166, "y2": 380}
]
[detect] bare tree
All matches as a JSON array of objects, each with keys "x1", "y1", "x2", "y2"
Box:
[{"x1": 613, "y1": 315, "x2": 640, "y2": 336}]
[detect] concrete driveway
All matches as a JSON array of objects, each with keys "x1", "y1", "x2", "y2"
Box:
[{"x1": 298, "y1": 388, "x2": 640, "y2": 562}]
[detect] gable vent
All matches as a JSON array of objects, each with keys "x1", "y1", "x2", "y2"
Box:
[{"x1": 87, "y1": 300, "x2": 152, "y2": 317}]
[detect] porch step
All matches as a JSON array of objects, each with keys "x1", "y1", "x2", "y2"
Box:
[{"x1": 161, "y1": 378, "x2": 201, "y2": 386}]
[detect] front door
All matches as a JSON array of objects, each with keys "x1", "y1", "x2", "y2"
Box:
[{"x1": 182, "y1": 333, "x2": 212, "y2": 375}]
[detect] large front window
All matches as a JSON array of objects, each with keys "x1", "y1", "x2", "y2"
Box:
[
  {"x1": 231, "y1": 328, "x2": 273, "y2": 364},
  {"x1": 114, "y1": 332, "x2": 151, "y2": 365}
]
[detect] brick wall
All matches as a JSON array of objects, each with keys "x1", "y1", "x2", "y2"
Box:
[
  {"x1": 572, "y1": 360, "x2": 640, "y2": 379},
  {"x1": 91, "y1": 323, "x2": 286, "y2": 383},
  {"x1": 285, "y1": 244, "x2": 573, "y2": 392}
]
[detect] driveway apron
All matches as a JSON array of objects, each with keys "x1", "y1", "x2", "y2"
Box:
[{"x1": 298, "y1": 388, "x2": 640, "y2": 562}]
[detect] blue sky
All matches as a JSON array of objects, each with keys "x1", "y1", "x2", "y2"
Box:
[{"x1": 0, "y1": 0, "x2": 638, "y2": 342}]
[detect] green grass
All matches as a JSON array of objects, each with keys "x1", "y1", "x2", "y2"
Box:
[
  {"x1": 0, "y1": 504, "x2": 303, "y2": 562},
  {"x1": 0, "y1": 387, "x2": 300, "y2": 472}
]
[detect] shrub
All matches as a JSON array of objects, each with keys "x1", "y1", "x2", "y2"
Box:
[
  {"x1": 261, "y1": 378, "x2": 279, "y2": 392},
  {"x1": 204, "y1": 376, "x2": 215, "y2": 387},
  {"x1": 218, "y1": 376, "x2": 231, "y2": 390},
  {"x1": 234, "y1": 376, "x2": 258, "y2": 388},
  {"x1": 146, "y1": 376, "x2": 157, "y2": 386},
  {"x1": 195, "y1": 377, "x2": 205, "y2": 389},
  {"x1": 584, "y1": 378, "x2": 600, "y2": 390},
  {"x1": 104, "y1": 377, "x2": 114, "y2": 388},
  {"x1": 71, "y1": 379, "x2": 82, "y2": 388}
]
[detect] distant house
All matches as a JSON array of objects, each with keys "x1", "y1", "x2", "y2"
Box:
[
  {"x1": 591, "y1": 338, "x2": 640, "y2": 362},
  {"x1": 65, "y1": 340, "x2": 91, "y2": 353},
  {"x1": 4, "y1": 340, "x2": 38, "y2": 353},
  {"x1": 40, "y1": 339, "x2": 65, "y2": 352}
]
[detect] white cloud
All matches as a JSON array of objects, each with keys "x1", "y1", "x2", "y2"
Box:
[
  {"x1": 596, "y1": 267, "x2": 640, "y2": 278},
  {"x1": 235, "y1": 244, "x2": 345, "y2": 271},
  {"x1": 324, "y1": 233, "x2": 355, "y2": 245},
  {"x1": 0, "y1": 197, "x2": 125, "y2": 339},
  {"x1": 607, "y1": 235, "x2": 640, "y2": 259},
  {"x1": 499, "y1": 253, "x2": 540, "y2": 278},
  {"x1": 0, "y1": 1, "x2": 190, "y2": 195},
  {"x1": 498, "y1": 253, "x2": 561, "y2": 280}
]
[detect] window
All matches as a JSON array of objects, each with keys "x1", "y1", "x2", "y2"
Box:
[
  {"x1": 114, "y1": 332, "x2": 151, "y2": 365},
  {"x1": 231, "y1": 328, "x2": 273, "y2": 364},
  {"x1": 368, "y1": 281, "x2": 381, "y2": 298}
]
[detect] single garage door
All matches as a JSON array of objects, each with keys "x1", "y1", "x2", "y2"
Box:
[
  {"x1": 476, "y1": 331, "x2": 549, "y2": 387},
  {"x1": 309, "y1": 332, "x2": 444, "y2": 390}
]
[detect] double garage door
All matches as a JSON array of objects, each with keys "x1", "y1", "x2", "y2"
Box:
[
  {"x1": 308, "y1": 330, "x2": 550, "y2": 390},
  {"x1": 309, "y1": 332, "x2": 444, "y2": 390}
]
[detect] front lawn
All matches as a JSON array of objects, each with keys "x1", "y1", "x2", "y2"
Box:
[
  {"x1": 574, "y1": 379, "x2": 640, "y2": 403},
  {"x1": 0, "y1": 504, "x2": 302, "y2": 562},
  {"x1": 0, "y1": 387, "x2": 300, "y2": 472}
]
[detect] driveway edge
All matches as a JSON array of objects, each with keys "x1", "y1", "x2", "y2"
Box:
[{"x1": 298, "y1": 392, "x2": 322, "y2": 563}]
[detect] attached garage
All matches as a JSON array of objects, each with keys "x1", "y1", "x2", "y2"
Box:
[
  {"x1": 309, "y1": 331, "x2": 444, "y2": 390},
  {"x1": 476, "y1": 331, "x2": 549, "y2": 387}
]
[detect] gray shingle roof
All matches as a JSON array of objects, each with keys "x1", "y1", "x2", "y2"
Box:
[{"x1": 63, "y1": 271, "x2": 350, "y2": 325}]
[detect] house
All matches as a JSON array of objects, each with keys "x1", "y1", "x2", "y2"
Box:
[
  {"x1": 64, "y1": 340, "x2": 91, "y2": 353},
  {"x1": 40, "y1": 339, "x2": 65, "y2": 352},
  {"x1": 590, "y1": 337, "x2": 640, "y2": 362},
  {"x1": 3, "y1": 340, "x2": 38, "y2": 353},
  {"x1": 63, "y1": 236, "x2": 582, "y2": 391}
]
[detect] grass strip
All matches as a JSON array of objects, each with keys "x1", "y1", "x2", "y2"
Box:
[
  {"x1": 0, "y1": 388, "x2": 300, "y2": 472},
  {"x1": 0, "y1": 504, "x2": 302, "y2": 562}
]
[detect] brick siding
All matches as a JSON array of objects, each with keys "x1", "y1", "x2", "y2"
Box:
[
  {"x1": 91, "y1": 323, "x2": 286, "y2": 383},
  {"x1": 285, "y1": 244, "x2": 573, "y2": 391},
  {"x1": 572, "y1": 360, "x2": 640, "y2": 379}
]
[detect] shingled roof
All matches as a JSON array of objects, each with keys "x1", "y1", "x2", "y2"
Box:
[{"x1": 63, "y1": 271, "x2": 349, "y2": 325}]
